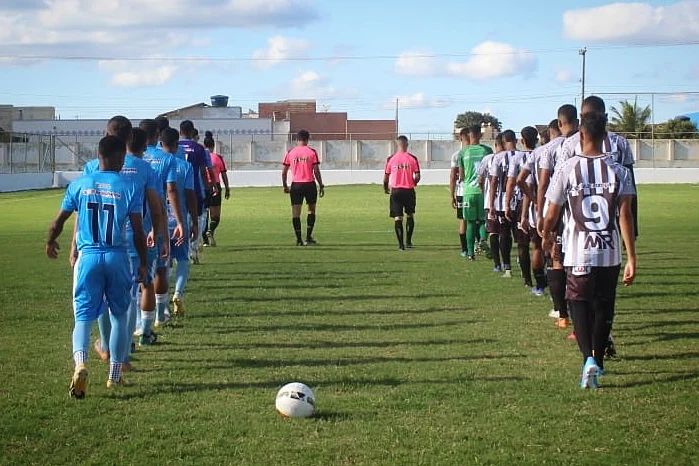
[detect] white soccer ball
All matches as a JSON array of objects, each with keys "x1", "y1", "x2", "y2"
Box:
[{"x1": 275, "y1": 382, "x2": 316, "y2": 418}]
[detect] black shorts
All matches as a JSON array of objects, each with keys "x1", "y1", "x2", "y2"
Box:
[
  {"x1": 390, "y1": 188, "x2": 416, "y2": 218},
  {"x1": 290, "y1": 182, "x2": 318, "y2": 206},
  {"x1": 456, "y1": 196, "x2": 464, "y2": 220},
  {"x1": 565, "y1": 266, "x2": 620, "y2": 303},
  {"x1": 486, "y1": 210, "x2": 500, "y2": 234},
  {"x1": 206, "y1": 183, "x2": 222, "y2": 207}
]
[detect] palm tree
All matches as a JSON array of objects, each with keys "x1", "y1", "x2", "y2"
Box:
[{"x1": 609, "y1": 99, "x2": 652, "y2": 139}]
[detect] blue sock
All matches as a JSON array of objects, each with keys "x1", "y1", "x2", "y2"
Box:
[
  {"x1": 72, "y1": 320, "x2": 92, "y2": 366},
  {"x1": 109, "y1": 310, "x2": 129, "y2": 364},
  {"x1": 155, "y1": 294, "x2": 168, "y2": 322},
  {"x1": 125, "y1": 284, "x2": 139, "y2": 361},
  {"x1": 97, "y1": 310, "x2": 111, "y2": 353},
  {"x1": 175, "y1": 260, "x2": 190, "y2": 296}
]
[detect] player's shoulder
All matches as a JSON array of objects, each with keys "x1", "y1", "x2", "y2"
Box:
[{"x1": 407, "y1": 152, "x2": 420, "y2": 162}]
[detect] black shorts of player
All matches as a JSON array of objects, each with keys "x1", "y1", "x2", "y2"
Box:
[
  {"x1": 206, "y1": 183, "x2": 222, "y2": 208},
  {"x1": 290, "y1": 182, "x2": 318, "y2": 206},
  {"x1": 390, "y1": 188, "x2": 416, "y2": 218},
  {"x1": 486, "y1": 210, "x2": 500, "y2": 234},
  {"x1": 456, "y1": 196, "x2": 464, "y2": 220},
  {"x1": 565, "y1": 265, "x2": 620, "y2": 302},
  {"x1": 528, "y1": 227, "x2": 542, "y2": 247}
]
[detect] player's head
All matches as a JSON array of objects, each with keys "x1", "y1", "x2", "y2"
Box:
[
  {"x1": 557, "y1": 104, "x2": 579, "y2": 135},
  {"x1": 180, "y1": 120, "x2": 195, "y2": 138},
  {"x1": 579, "y1": 111, "x2": 607, "y2": 155},
  {"x1": 203, "y1": 130, "x2": 215, "y2": 150},
  {"x1": 161, "y1": 127, "x2": 180, "y2": 154},
  {"x1": 548, "y1": 118, "x2": 562, "y2": 138},
  {"x1": 540, "y1": 128, "x2": 550, "y2": 145},
  {"x1": 396, "y1": 135, "x2": 409, "y2": 152},
  {"x1": 582, "y1": 95, "x2": 606, "y2": 117},
  {"x1": 459, "y1": 128, "x2": 470, "y2": 144},
  {"x1": 98, "y1": 135, "x2": 127, "y2": 171},
  {"x1": 155, "y1": 116, "x2": 169, "y2": 134},
  {"x1": 139, "y1": 119, "x2": 159, "y2": 145},
  {"x1": 520, "y1": 126, "x2": 538, "y2": 150},
  {"x1": 494, "y1": 133, "x2": 504, "y2": 152},
  {"x1": 128, "y1": 128, "x2": 147, "y2": 156},
  {"x1": 468, "y1": 124, "x2": 482, "y2": 143},
  {"x1": 501, "y1": 129, "x2": 517, "y2": 149},
  {"x1": 193, "y1": 128, "x2": 200, "y2": 142},
  {"x1": 106, "y1": 115, "x2": 133, "y2": 145},
  {"x1": 297, "y1": 129, "x2": 310, "y2": 145}
]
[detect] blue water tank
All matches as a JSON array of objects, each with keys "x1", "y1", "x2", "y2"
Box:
[{"x1": 211, "y1": 95, "x2": 229, "y2": 107}]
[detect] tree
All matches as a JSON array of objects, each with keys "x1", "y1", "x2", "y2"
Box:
[
  {"x1": 609, "y1": 99, "x2": 651, "y2": 139},
  {"x1": 454, "y1": 111, "x2": 502, "y2": 133},
  {"x1": 657, "y1": 117, "x2": 698, "y2": 139}
]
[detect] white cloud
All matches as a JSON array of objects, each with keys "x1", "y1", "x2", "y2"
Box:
[
  {"x1": 99, "y1": 61, "x2": 177, "y2": 87},
  {"x1": 555, "y1": 68, "x2": 575, "y2": 83},
  {"x1": 446, "y1": 41, "x2": 537, "y2": 80},
  {"x1": 395, "y1": 50, "x2": 438, "y2": 76},
  {"x1": 252, "y1": 36, "x2": 311, "y2": 69},
  {"x1": 563, "y1": 1, "x2": 699, "y2": 43},
  {"x1": 289, "y1": 71, "x2": 337, "y2": 98},
  {"x1": 385, "y1": 93, "x2": 451, "y2": 110}
]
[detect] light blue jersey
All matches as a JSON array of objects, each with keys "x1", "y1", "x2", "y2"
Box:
[
  {"x1": 168, "y1": 155, "x2": 194, "y2": 261},
  {"x1": 143, "y1": 144, "x2": 177, "y2": 201}
]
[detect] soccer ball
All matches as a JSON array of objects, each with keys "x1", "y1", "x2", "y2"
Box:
[{"x1": 275, "y1": 382, "x2": 316, "y2": 418}]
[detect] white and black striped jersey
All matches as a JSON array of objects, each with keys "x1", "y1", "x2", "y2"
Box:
[
  {"x1": 450, "y1": 150, "x2": 464, "y2": 197},
  {"x1": 558, "y1": 131, "x2": 635, "y2": 170},
  {"x1": 478, "y1": 152, "x2": 496, "y2": 209},
  {"x1": 546, "y1": 154, "x2": 636, "y2": 268},
  {"x1": 522, "y1": 145, "x2": 548, "y2": 227},
  {"x1": 490, "y1": 150, "x2": 525, "y2": 212}
]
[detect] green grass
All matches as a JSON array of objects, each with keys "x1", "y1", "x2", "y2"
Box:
[{"x1": 0, "y1": 184, "x2": 697, "y2": 465}]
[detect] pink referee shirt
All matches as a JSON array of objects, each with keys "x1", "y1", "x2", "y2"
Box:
[
  {"x1": 385, "y1": 152, "x2": 420, "y2": 189},
  {"x1": 210, "y1": 152, "x2": 227, "y2": 184},
  {"x1": 283, "y1": 146, "x2": 319, "y2": 183}
]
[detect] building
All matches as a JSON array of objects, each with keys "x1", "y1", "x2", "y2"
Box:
[
  {"x1": 159, "y1": 95, "x2": 244, "y2": 120},
  {"x1": 0, "y1": 105, "x2": 55, "y2": 133}
]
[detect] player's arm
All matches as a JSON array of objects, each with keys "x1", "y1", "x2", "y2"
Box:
[
  {"x1": 166, "y1": 181, "x2": 185, "y2": 241},
  {"x1": 449, "y1": 167, "x2": 457, "y2": 208},
  {"x1": 383, "y1": 173, "x2": 390, "y2": 194},
  {"x1": 221, "y1": 168, "x2": 231, "y2": 200},
  {"x1": 537, "y1": 169, "x2": 551, "y2": 235},
  {"x1": 413, "y1": 170, "x2": 421, "y2": 186},
  {"x1": 313, "y1": 164, "x2": 325, "y2": 197},
  {"x1": 69, "y1": 215, "x2": 79, "y2": 267},
  {"x1": 487, "y1": 176, "x2": 497, "y2": 218},
  {"x1": 282, "y1": 164, "x2": 290, "y2": 193},
  {"x1": 516, "y1": 168, "x2": 533, "y2": 201},
  {"x1": 519, "y1": 189, "x2": 530, "y2": 231},
  {"x1": 619, "y1": 194, "x2": 637, "y2": 286},
  {"x1": 129, "y1": 213, "x2": 148, "y2": 282},
  {"x1": 504, "y1": 176, "x2": 516, "y2": 220},
  {"x1": 46, "y1": 210, "x2": 73, "y2": 259},
  {"x1": 185, "y1": 188, "x2": 199, "y2": 240}
]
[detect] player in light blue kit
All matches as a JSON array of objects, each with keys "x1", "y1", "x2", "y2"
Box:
[
  {"x1": 161, "y1": 127, "x2": 198, "y2": 318},
  {"x1": 46, "y1": 135, "x2": 147, "y2": 398}
]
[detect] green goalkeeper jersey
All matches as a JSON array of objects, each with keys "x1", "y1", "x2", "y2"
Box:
[{"x1": 459, "y1": 144, "x2": 493, "y2": 196}]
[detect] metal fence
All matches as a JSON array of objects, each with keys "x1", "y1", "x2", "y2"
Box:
[{"x1": 0, "y1": 133, "x2": 55, "y2": 174}]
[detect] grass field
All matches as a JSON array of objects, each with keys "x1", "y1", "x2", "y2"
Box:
[{"x1": 0, "y1": 184, "x2": 698, "y2": 465}]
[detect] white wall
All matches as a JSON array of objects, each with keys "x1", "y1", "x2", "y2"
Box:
[{"x1": 0, "y1": 173, "x2": 54, "y2": 192}]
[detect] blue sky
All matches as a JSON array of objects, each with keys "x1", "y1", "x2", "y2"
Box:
[{"x1": 1, "y1": 0, "x2": 698, "y2": 134}]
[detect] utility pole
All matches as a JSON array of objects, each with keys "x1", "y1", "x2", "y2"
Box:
[
  {"x1": 579, "y1": 47, "x2": 587, "y2": 102},
  {"x1": 395, "y1": 98, "x2": 399, "y2": 136}
]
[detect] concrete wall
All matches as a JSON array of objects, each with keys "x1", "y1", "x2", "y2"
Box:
[{"x1": 0, "y1": 172, "x2": 54, "y2": 192}]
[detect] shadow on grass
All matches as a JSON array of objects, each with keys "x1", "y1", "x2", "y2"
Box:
[
  {"x1": 190, "y1": 306, "x2": 472, "y2": 320},
  {"x1": 208, "y1": 318, "x2": 477, "y2": 334},
  {"x1": 603, "y1": 371, "x2": 699, "y2": 389},
  {"x1": 616, "y1": 307, "x2": 699, "y2": 316},
  {"x1": 189, "y1": 270, "x2": 401, "y2": 279},
  {"x1": 613, "y1": 319, "x2": 699, "y2": 331},
  {"x1": 620, "y1": 352, "x2": 699, "y2": 361},
  {"x1": 192, "y1": 293, "x2": 459, "y2": 305}
]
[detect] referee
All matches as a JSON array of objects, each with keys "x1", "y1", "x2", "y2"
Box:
[{"x1": 384, "y1": 135, "x2": 421, "y2": 250}]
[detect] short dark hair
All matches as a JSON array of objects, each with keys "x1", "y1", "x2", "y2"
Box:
[
  {"x1": 468, "y1": 125, "x2": 481, "y2": 137},
  {"x1": 161, "y1": 127, "x2": 180, "y2": 148},
  {"x1": 580, "y1": 112, "x2": 607, "y2": 145},
  {"x1": 459, "y1": 128, "x2": 470, "y2": 138},
  {"x1": 180, "y1": 120, "x2": 195, "y2": 136},
  {"x1": 396, "y1": 135, "x2": 409, "y2": 144},
  {"x1": 557, "y1": 104, "x2": 578, "y2": 124},
  {"x1": 128, "y1": 128, "x2": 147, "y2": 154},
  {"x1": 107, "y1": 115, "x2": 132, "y2": 143},
  {"x1": 139, "y1": 119, "x2": 159, "y2": 141},
  {"x1": 521, "y1": 126, "x2": 538, "y2": 149},
  {"x1": 548, "y1": 119, "x2": 560, "y2": 130},
  {"x1": 99, "y1": 135, "x2": 126, "y2": 160},
  {"x1": 203, "y1": 130, "x2": 215, "y2": 150},
  {"x1": 155, "y1": 116, "x2": 169, "y2": 133},
  {"x1": 494, "y1": 133, "x2": 504, "y2": 147},
  {"x1": 297, "y1": 129, "x2": 310, "y2": 141},
  {"x1": 501, "y1": 129, "x2": 517, "y2": 144},
  {"x1": 582, "y1": 95, "x2": 606, "y2": 114}
]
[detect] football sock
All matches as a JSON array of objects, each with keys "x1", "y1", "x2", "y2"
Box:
[
  {"x1": 547, "y1": 268, "x2": 568, "y2": 318},
  {"x1": 489, "y1": 234, "x2": 501, "y2": 268},
  {"x1": 518, "y1": 244, "x2": 532, "y2": 286},
  {"x1": 209, "y1": 217, "x2": 220, "y2": 234},
  {"x1": 466, "y1": 220, "x2": 477, "y2": 256},
  {"x1": 109, "y1": 362, "x2": 123, "y2": 382},
  {"x1": 459, "y1": 233, "x2": 467, "y2": 252},
  {"x1": 500, "y1": 232, "x2": 512, "y2": 269},
  {"x1": 406, "y1": 217, "x2": 415, "y2": 244},
  {"x1": 97, "y1": 308, "x2": 111, "y2": 353},
  {"x1": 135, "y1": 288, "x2": 142, "y2": 330},
  {"x1": 155, "y1": 293, "x2": 168, "y2": 322},
  {"x1": 592, "y1": 298, "x2": 614, "y2": 369},
  {"x1": 109, "y1": 309, "x2": 129, "y2": 364},
  {"x1": 141, "y1": 310, "x2": 154, "y2": 336},
  {"x1": 533, "y1": 268, "x2": 547, "y2": 289},
  {"x1": 394, "y1": 219, "x2": 404, "y2": 248},
  {"x1": 569, "y1": 301, "x2": 594, "y2": 364},
  {"x1": 125, "y1": 283, "x2": 139, "y2": 354},
  {"x1": 292, "y1": 217, "x2": 302, "y2": 242},
  {"x1": 306, "y1": 213, "x2": 316, "y2": 240},
  {"x1": 478, "y1": 222, "x2": 487, "y2": 244},
  {"x1": 72, "y1": 320, "x2": 91, "y2": 365},
  {"x1": 175, "y1": 260, "x2": 190, "y2": 296}
]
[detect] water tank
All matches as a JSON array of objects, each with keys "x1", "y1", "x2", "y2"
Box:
[{"x1": 210, "y1": 95, "x2": 229, "y2": 107}]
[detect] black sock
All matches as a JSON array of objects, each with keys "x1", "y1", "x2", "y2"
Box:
[
  {"x1": 292, "y1": 217, "x2": 302, "y2": 242},
  {"x1": 394, "y1": 219, "x2": 404, "y2": 248},
  {"x1": 500, "y1": 232, "x2": 512, "y2": 269},
  {"x1": 209, "y1": 217, "x2": 220, "y2": 234},
  {"x1": 518, "y1": 244, "x2": 532, "y2": 286},
  {"x1": 489, "y1": 234, "x2": 501, "y2": 268},
  {"x1": 406, "y1": 217, "x2": 414, "y2": 244},
  {"x1": 533, "y1": 268, "x2": 546, "y2": 289},
  {"x1": 547, "y1": 268, "x2": 568, "y2": 318},
  {"x1": 569, "y1": 301, "x2": 594, "y2": 363},
  {"x1": 459, "y1": 233, "x2": 467, "y2": 252},
  {"x1": 306, "y1": 213, "x2": 316, "y2": 240},
  {"x1": 592, "y1": 298, "x2": 614, "y2": 369}
]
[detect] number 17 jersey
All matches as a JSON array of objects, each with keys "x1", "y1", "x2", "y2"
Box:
[{"x1": 61, "y1": 171, "x2": 144, "y2": 253}]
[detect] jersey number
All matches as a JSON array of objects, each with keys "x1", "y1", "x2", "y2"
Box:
[
  {"x1": 581, "y1": 195, "x2": 610, "y2": 231},
  {"x1": 87, "y1": 202, "x2": 116, "y2": 246}
]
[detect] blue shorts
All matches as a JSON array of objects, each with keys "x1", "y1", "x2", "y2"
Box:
[
  {"x1": 73, "y1": 251, "x2": 132, "y2": 322},
  {"x1": 170, "y1": 227, "x2": 190, "y2": 262},
  {"x1": 129, "y1": 248, "x2": 157, "y2": 286}
]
